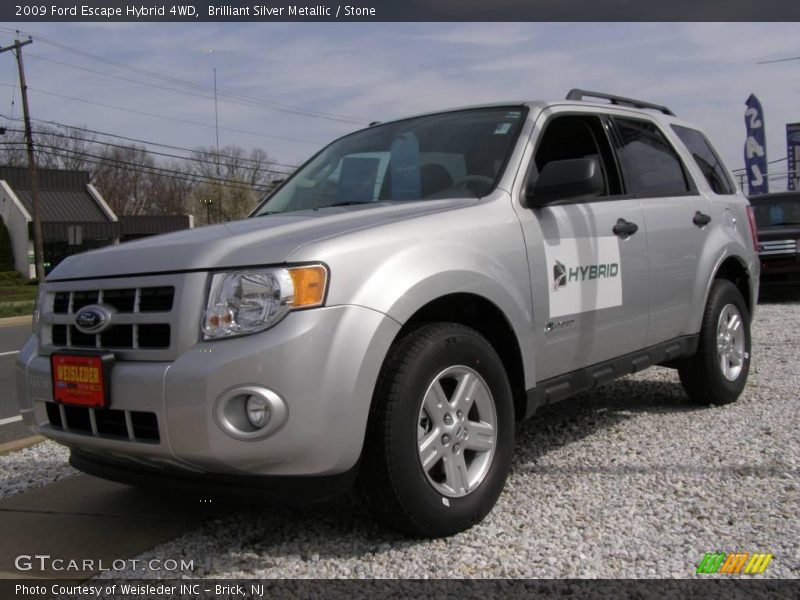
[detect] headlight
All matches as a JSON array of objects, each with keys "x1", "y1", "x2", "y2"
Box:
[{"x1": 201, "y1": 265, "x2": 327, "y2": 339}]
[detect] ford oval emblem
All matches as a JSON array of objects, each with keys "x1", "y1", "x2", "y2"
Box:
[{"x1": 74, "y1": 305, "x2": 112, "y2": 334}]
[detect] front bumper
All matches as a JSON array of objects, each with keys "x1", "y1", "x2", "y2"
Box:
[{"x1": 15, "y1": 304, "x2": 400, "y2": 478}]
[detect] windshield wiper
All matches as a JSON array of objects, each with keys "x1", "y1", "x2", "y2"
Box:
[{"x1": 767, "y1": 221, "x2": 800, "y2": 227}]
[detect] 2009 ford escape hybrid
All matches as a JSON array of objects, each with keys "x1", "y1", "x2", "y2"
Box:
[{"x1": 16, "y1": 90, "x2": 759, "y2": 537}]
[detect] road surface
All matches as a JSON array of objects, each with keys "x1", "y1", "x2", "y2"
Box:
[{"x1": 0, "y1": 321, "x2": 35, "y2": 444}]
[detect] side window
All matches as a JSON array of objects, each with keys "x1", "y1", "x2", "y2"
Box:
[
  {"x1": 671, "y1": 125, "x2": 735, "y2": 195},
  {"x1": 533, "y1": 114, "x2": 621, "y2": 196},
  {"x1": 612, "y1": 117, "x2": 692, "y2": 197}
]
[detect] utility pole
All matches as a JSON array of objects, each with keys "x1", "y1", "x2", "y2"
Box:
[
  {"x1": 0, "y1": 34, "x2": 44, "y2": 281},
  {"x1": 213, "y1": 66, "x2": 222, "y2": 222}
]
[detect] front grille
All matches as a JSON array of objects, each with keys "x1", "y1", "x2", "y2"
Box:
[
  {"x1": 760, "y1": 239, "x2": 798, "y2": 256},
  {"x1": 138, "y1": 287, "x2": 174, "y2": 312},
  {"x1": 45, "y1": 401, "x2": 160, "y2": 443},
  {"x1": 138, "y1": 324, "x2": 171, "y2": 349},
  {"x1": 47, "y1": 286, "x2": 174, "y2": 351},
  {"x1": 103, "y1": 288, "x2": 136, "y2": 312}
]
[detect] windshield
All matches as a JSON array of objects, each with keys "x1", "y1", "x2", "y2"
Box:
[
  {"x1": 750, "y1": 194, "x2": 800, "y2": 228},
  {"x1": 253, "y1": 106, "x2": 527, "y2": 215}
]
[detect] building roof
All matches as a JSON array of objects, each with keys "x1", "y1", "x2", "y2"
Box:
[
  {"x1": 0, "y1": 166, "x2": 109, "y2": 223},
  {"x1": 120, "y1": 215, "x2": 193, "y2": 236}
]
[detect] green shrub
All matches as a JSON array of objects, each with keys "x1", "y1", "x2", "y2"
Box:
[
  {"x1": 0, "y1": 270, "x2": 23, "y2": 282},
  {"x1": 0, "y1": 300, "x2": 34, "y2": 318}
]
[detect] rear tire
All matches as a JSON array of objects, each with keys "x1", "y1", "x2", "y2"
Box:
[
  {"x1": 359, "y1": 322, "x2": 515, "y2": 538},
  {"x1": 679, "y1": 279, "x2": 751, "y2": 405}
]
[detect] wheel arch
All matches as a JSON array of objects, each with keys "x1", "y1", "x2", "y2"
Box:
[
  {"x1": 712, "y1": 255, "x2": 753, "y2": 317},
  {"x1": 706, "y1": 256, "x2": 755, "y2": 315},
  {"x1": 390, "y1": 292, "x2": 528, "y2": 422}
]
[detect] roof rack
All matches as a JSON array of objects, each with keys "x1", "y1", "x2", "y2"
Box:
[{"x1": 565, "y1": 89, "x2": 675, "y2": 116}]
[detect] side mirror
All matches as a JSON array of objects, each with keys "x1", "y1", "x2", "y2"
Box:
[{"x1": 525, "y1": 157, "x2": 604, "y2": 207}]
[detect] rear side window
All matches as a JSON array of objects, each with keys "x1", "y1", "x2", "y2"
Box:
[
  {"x1": 612, "y1": 117, "x2": 692, "y2": 197},
  {"x1": 672, "y1": 125, "x2": 735, "y2": 195}
]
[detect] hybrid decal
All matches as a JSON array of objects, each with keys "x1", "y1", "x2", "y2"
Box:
[{"x1": 545, "y1": 237, "x2": 623, "y2": 318}]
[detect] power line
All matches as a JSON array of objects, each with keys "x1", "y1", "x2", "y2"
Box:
[
  {"x1": 11, "y1": 115, "x2": 302, "y2": 171},
  {"x1": 731, "y1": 156, "x2": 788, "y2": 173},
  {"x1": 2, "y1": 126, "x2": 296, "y2": 176},
  {"x1": 757, "y1": 55, "x2": 800, "y2": 65},
  {"x1": 25, "y1": 52, "x2": 359, "y2": 133},
  {"x1": 0, "y1": 80, "x2": 326, "y2": 146},
  {"x1": 0, "y1": 26, "x2": 367, "y2": 125},
  {"x1": 1, "y1": 141, "x2": 278, "y2": 192}
]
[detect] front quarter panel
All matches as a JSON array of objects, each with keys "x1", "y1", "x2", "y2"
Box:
[{"x1": 289, "y1": 192, "x2": 537, "y2": 389}]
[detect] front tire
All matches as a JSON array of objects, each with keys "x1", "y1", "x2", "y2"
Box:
[
  {"x1": 360, "y1": 322, "x2": 515, "y2": 537},
  {"x1": 679, "y1": 279, "x2": 751, "y2": 405}
]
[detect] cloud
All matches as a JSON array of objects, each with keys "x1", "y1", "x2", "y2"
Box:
[{"x1": 2, "y1": 22, "x2": 798, "y2": 174}]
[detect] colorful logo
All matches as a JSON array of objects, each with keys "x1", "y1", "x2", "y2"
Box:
[{"x1": 696, "y1": 552, "x2": 773, "y2": 575}]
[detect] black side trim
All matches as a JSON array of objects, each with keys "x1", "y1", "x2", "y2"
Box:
[
  {"x1": 523, "y1": 334, "x2": 698, "y2": 420},
  {"x1": 69, "y1": 450, "x2": 359, "y2": 505}
]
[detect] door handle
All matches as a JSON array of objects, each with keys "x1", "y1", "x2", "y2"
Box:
[
  {"x1": 613, "y1": 218, "x2": 639, "y2": 237},
  {"x1": 693, "y1": 211, "x2": 712, "y2": 227}
]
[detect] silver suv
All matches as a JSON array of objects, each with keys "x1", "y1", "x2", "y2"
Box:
[{"x1": 16, "y1": 90, "x2": 759, "y2": 537}]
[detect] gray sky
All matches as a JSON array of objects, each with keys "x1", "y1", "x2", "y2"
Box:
[{"x1": 1, "y1": 22, "x2": 798, "y2": 180}]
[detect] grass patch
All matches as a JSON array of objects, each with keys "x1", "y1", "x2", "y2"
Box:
[
  {"x1": 0, "y1": 285, "x2": 37, "y2": 303},
  {"x1": 0, "y1": 300, "x2": 34, "y2": 318}
]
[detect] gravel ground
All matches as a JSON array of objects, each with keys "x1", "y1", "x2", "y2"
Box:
[
  {"x1": 103, "y1": 299, "x2": 800, "y2": 579},
  {"x1": 0, "y1": 440, "x2": 75, "y2": 499},
  {"x1": 3, "y1": 300, "x2": 798, "y2": 579}
]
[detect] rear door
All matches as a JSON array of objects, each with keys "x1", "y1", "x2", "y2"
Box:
[
  {"x1": 609, "y1": 117, "x2": 713, "y2": 345},
  {"x1": 513, "y1": 109, "x2": 650, "y2": 381}
]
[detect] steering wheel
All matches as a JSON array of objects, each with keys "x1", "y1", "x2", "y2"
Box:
[{"x1": 451, "y1": 175, "x2": 494, "y2": 196}]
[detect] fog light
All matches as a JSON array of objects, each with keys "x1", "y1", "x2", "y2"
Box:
[
  {"x1": 213, "y1": 385, "x2": 288, "y2": 441},
  {"x1": 246, "y1": 395, "x2": 270, "y2": 428}
]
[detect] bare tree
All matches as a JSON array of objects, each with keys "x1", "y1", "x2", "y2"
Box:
[
  {"x1": 0, "y1": 124, "x2": 96, "y2": 171},
  {"x1": 0, "y1": 128, "x2": 26, "y2": 166},
  {"x1": 144, "y1": 160, "x2": 194, "y2": 216},
  {"x1": 0, "y1": 125, "x2": 286, "y2": 222},
  {"x1": 190, "y1": 145, "x2": 281, "y2": 222},
  {"x1": 92, "y1": 144, "x2": 155, "y2": 216}
]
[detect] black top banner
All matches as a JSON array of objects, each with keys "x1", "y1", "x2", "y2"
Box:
[{"x1": 3, "y1": 0, "x2": 800, "y2": 22}]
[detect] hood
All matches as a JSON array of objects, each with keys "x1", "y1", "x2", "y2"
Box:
[{"x1": 47, "y1": 199, "x2": 474, "y2": 280}]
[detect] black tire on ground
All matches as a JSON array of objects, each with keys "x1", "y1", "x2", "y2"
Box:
[
  {"x1": 679, "y1": 279, "x2": 751, "y2": 405},
  {"x1": 359, "y1": 322, "x2": 515, "y2": 538}
]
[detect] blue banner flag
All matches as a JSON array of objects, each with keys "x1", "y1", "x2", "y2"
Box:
[{"x1": 744, "y1": 94, "x2": 769, "y2": 196}]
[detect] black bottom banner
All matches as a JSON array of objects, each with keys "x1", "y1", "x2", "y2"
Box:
[{"x1": 2, "y1": 579, "x2": 799, "y2": 600}]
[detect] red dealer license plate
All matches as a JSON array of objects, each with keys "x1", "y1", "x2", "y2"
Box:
[{"x1": 51, "y1": 353, "x2": 113, "y2": 408}]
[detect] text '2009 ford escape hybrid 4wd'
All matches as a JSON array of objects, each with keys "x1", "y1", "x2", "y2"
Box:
[{"x1": 16, "y1": 90, "x2": 759, "y2": 537}]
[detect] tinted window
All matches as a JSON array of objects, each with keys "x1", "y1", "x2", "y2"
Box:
[
  {"x1": 613, "y1": 118, "x2": 691, "y2": 197},
  {"x1": 533, "y1": 114, "x2": 621, "y2": 196},
  {"x1": 672, "y1": 125, "x2": 735, "y2": 195},
  {"x1": 749, "y1": 194, "x2": 800, "y2": 228}
]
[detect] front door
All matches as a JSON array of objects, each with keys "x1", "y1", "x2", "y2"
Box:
[{"x1": 514, "y1": 110, "x2": 650, "y2": 382}]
